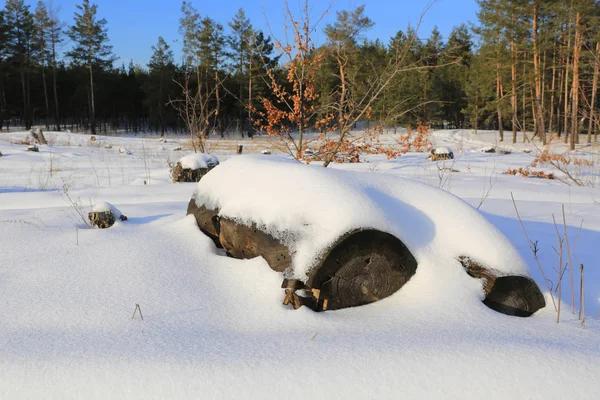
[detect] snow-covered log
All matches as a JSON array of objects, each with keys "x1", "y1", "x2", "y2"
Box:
[
  {"x1": 171, "y1": 153, "x2": 219, "y2": 183},
  {"x1": 187, "y1": 156, "x2": 545, "y2": 316},
  {"x1": 89, "y1": 202, "x2": 127, "y2": 229}
]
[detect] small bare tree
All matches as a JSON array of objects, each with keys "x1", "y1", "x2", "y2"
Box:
[
  {"x1": 169, "y1": 71, "x2": 222, "y2": 153},
  {"x1": 251, "y1": 0, "x2": 331, "y2": 160},
  {"x1": 253, "y1": 0, "x2": 444, "y2": 167}
]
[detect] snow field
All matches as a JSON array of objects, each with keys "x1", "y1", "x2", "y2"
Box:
[{"x1": 1, "y1": 129, "x2": 599, "y2": 399}]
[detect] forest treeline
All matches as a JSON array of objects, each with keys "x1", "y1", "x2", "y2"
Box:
[{"x1": 0, "y1": 0, "x2": 598, "y2": 149}]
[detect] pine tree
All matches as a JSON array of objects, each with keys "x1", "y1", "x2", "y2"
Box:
[
  {"x1": 146, "y1": 36, "x2": 175, "y2": 135},
  {"x1": 4, "y1": 0, "x2": 34, "y2": 129},
  {"x1": 44, "y1": 0, "x2": 63, "y2": 131},
  {"x1": 246, "y1": 29, "x2": 279, "y2": 130},
  {"x1": 227, "y1": 8, "x2": 252, "y2": 133},
  {"x1": 439, "y1": 24, "x2": 473, "y2": 128},
  {"x1": 33, "y1": 1, "x2": 51, "y2": 129},
  {"x1": 66, "y1": 0, "x2": 114, "y2": 135},
  {"x1": 0, "y1": 11, "x2": 8, "y2": 130}
]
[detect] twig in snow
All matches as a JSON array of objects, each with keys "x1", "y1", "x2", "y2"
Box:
[
  {"x1": 511, "y1": 192, "x2": 557, "y2": 311},
  {"x1": 132, "y1": 304, "x2": 144, "y2": 320},
  {"x1": 562, "y1": 205, "x2": 575, "y2": 315}
]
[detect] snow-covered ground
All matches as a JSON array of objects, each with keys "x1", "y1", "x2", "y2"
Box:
[{"x1": 1, "y1": 129, "x2": 599, "y2": 399}]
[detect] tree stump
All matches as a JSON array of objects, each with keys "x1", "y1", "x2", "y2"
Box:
[
  {"x1": 27, "y1": 145, "x2": 39, "y2": 152},
  {"x1": 171, "y1": 163, "x2": 213, "y2": 183},
  {"x1": 430, "y1": 148, "x2": 454, "y2": 161},
  {"x1": 237, "y1": 145, "x2": 244, "y2": 154},
  {"x1": 89, "y1": 203, "x2": 128, "y2": 229},
  {"x1": 459, "y1": 256, "x2": 545, "y2": 317},
  {"x1": 171, "y1": 154, "x2": 219, "y2": 183}
]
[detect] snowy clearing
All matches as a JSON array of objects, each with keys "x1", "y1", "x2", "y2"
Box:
[{"x1": 1, "y1": 129, "x2": 599, "y2": 399}]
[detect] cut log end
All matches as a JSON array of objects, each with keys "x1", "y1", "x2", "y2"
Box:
[
  {"x1": 484, "y1": 276, "x2": 546, "y2": 318},
  {"x1": 306, "y1": 230, "x2": 418, "y2": 310},
  {"x1": 459, "y1": 256, "x2": 546, "y2": 317}
]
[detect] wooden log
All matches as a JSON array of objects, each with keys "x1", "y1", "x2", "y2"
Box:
[
  {"x1": 186, "y1": 199, "x2": 221, "y2": 248},
  {"x1": 304, "y1": 229, "x2": 418, "y2": 310},
  {"x1": 458, "y1": 256, "x2": 545, "y2": 317},
  {"x1": 188, "y1": 195, "x2": 418, "y2": 311},
  {"x1": 218, "y1": 217, "x2": 291, "y2": 272}
]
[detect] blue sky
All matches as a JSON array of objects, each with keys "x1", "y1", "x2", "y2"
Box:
[{"x1": 5, "y1": 0, "x2": 480, "y2": 66}]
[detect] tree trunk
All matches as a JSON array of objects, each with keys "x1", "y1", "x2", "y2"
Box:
[
  {"x1": 549, "y1": 40, "x2": 558, "y2": 137},
  {"x1": 587, "y1": 42, "x2": 599, "y2": 144},
  {"x1": 570, "y1": 12, "x2": 582, "y2": 151},
  {"x1": 496, "y1": 59, "x2": 504, "y2": 142},
  {"x1": 51, "y1": 37, "x2": 60, "y2": 131},
  {"x1": 89, "y1": 61, "x2": 96, "y2": 135},
  {"x1": 563, "y1": 54, "x2": 571, "y2": 144},
  {"x1": 511, "y1": 29, "x2": 518, "y2": 144},
  {"x1": 41, "y1": 64, "x2": 50, "y2": 130},
  {"x1": 532, "y1": 1, "x2": 546, "y2": 144}
]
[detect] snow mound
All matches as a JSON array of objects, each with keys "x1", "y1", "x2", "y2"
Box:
[
  {"x1": 179, "y1": 153, "x2": 219, "y2": 169},
  {"x1": 193, "y1": 156, "x2": 528, "y2": 281},
  {"x1": 91, "y1": 202, "x2": 123, "y2": 219}
]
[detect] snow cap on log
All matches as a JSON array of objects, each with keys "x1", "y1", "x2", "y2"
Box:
[
  {"x1": 191, "y1": 156, "x2": 528, "y2": 282},
  {"x1": 179, "y1": 153, "x2": 219, "y2": 169},
  {"x1": 172, "y1": 153, "x2": 220, "y2": 183}
]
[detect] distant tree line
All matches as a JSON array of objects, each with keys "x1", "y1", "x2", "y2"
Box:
[{"x1": 0, "y1": 0, "x2": 598, "y2": 148}]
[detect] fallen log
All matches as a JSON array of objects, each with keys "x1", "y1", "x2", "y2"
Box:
[
  {"x1": 187, "y1": 197, "x2": 417, "y2": 311},
  {"x1": 459, "y1": 256, "x2": 545, "y2": 317},
  {"x1": 218, "y1": 217, "x2": 292, "y2": 272}
]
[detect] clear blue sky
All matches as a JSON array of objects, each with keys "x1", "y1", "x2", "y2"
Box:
[{"x1": 6, "y1": 0, "x2": 480, "y2": 67}]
